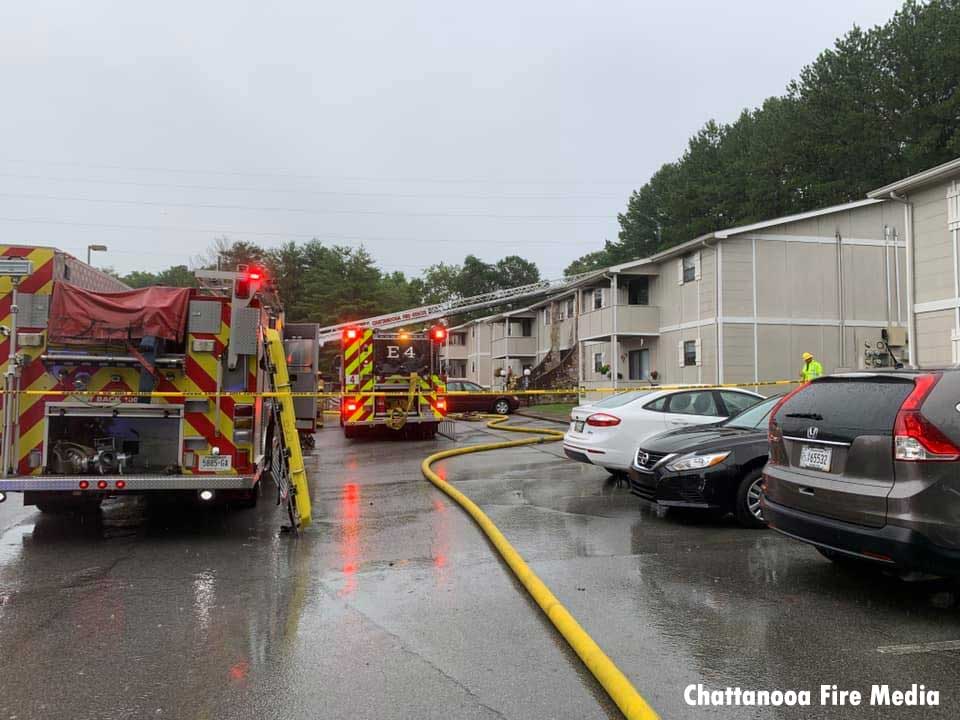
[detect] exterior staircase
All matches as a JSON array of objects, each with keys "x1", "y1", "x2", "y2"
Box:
[{"x1": 529, "y1": 347, "x2": 578, "y2": 389}]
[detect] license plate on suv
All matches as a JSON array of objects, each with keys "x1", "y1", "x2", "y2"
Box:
[
  {"x1": 199, "y1": 454, "x2": 232, "y2": 472},
  {"x1": 799, "y1": 445, "x2": 831, "y2": 472}
]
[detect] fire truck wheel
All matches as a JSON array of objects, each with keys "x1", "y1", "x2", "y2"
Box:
[
  {"x1": 35, "y1": 496, "x2": 103, "y2": 514},
  {"x1": 422, "y1": 423, "x2": 438, "y2": 440},
  {"x1": 344, "y1": 424, "x2": 359, "y2": 439}
]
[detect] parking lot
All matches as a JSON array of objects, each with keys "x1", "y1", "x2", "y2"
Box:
[{"x1": 1, "y1": 417, "x2": 958, "y2": 719}]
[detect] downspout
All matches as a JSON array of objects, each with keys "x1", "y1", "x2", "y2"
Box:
[
  {"x1": 701, "y1": 236, "x2": 722, "y2": 384},
  {"x1": 610, "y1": 273, "x2": 619, "y2": 390},
  {"x1": 888, "y1": 191, "x2": 916, "y2": 367},
  {"x1": 836, "y1": 231, "x2": 845, "y2": 368}
]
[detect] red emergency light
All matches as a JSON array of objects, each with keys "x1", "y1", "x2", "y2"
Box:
[
  {"x1": 235, "y1": 265, "x2": 265, "y2": 299},
  {"x1": 345, "y1": 401, "x2": 358, "y2": 413},
  {"x1": 431, "y1": 325, "x2": 447, "y2": 342},
  {"x1": 343, "y1": 327, "x2": 360, "y2": 342}
]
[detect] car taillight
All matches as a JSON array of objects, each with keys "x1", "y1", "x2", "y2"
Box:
[
  {"x1": 894, "y1": 374, "x2": 960, "y2": 461},
  {"x1": 586, "y1": 413, "x2": 620, "y2": 427}
]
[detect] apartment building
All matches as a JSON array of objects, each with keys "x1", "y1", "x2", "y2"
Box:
[
  {"x1": 442, "y1": 197, "x2": 906, "y2": 391},
  {"x1": 868, "y1": 157, "x2": 960, "y2": 367},
  {"x1": 439, "y1": 316, "x2": 494, "y2": 384}
]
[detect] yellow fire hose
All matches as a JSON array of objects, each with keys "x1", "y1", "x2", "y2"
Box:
[{"x1": 421, "y1": 415, "x2": 660, "y2": 720}]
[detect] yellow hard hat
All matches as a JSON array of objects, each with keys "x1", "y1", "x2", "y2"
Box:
[{"x1": 802, "y1": 352, "x2": 813, "y2": 361}]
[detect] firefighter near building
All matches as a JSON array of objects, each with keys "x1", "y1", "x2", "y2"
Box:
[
  {"x1": 0, "y1": 247, "x2": 311, "y2": 530},
  {"x1": 339, "y1": 324, "x2": 448, "y2": 439}
]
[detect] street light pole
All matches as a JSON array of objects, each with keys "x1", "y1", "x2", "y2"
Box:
[{"x1": 87, "y1": 244, "x2": 108, "y2": 265}]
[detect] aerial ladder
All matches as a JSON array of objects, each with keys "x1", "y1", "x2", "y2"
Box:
[{"x1": 316, "y1": 269, "x2": 604, "y2": 343}]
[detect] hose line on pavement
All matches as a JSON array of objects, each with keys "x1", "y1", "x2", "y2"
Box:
[{"x1": 421, "y1": 415, "x2": 660, "y2": 720}]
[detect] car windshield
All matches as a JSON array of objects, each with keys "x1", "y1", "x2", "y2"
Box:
[
  {"x1": 591, "y1": 390, "x2": 652, "y2": 408},
  {"x1": 722, "y1": 394, "x2": 781, "y2": 429}
]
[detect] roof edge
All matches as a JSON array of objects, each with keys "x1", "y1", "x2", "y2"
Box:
[{"x1": 867, "y1": 157, "x2": 960, "y2": 198}]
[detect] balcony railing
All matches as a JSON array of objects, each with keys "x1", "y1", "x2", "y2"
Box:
[
  {"x1": 491, "y1": 335, "x2": 537, "y2": 358},
  {"x1": 578, "y1": 304, "x2": 660, "y2": 339}
]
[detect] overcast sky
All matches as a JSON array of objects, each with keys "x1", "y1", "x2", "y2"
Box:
[{"x1": 0, "y1": 0, "x2": 905, "y2": 280}]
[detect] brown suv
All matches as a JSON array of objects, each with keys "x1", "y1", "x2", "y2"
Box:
[{"x1": 762, "y1": 370, "x2": 960, "y2": 575}]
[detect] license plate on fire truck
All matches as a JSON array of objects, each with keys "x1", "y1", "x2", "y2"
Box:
[{"x1": 199, "y1": 454, "x2": 232, "y2": 472}]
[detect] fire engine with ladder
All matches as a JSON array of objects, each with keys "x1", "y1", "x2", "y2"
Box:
[
  {"x1": 339, "y1": 324, "x2": 448, "y2": 439},
  {"x1": 0, "y1": 247, "x2": 311, "y2": 529}
]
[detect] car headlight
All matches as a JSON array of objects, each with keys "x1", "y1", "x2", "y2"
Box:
[{"x1": 665, "y1": 451, "x2": 731, "y2": 472}]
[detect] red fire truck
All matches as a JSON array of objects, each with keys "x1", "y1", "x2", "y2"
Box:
[
  {"x1": 0, "y1": 248, "x2": 310, "y2": 527},
  {"x1": 339, "y1": 325, "x2": 447, "y2": 439}
]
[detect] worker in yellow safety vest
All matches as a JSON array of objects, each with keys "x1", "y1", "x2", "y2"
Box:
[{"x1": 800, "y1": 352, "x2": 824, "y2": 382}]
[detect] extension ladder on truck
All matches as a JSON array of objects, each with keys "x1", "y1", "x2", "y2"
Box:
[{"x1": 264, "y1": 326, "x2": 311, "y2": 529}]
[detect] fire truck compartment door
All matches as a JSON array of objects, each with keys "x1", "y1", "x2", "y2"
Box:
[
  {"x1": 16, "y1": 293, "x2": 50, "y2": 329},
  {"x1": 228, "y1": 306, "x2": 260, "y2": 369}
]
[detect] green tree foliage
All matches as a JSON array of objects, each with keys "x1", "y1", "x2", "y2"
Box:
[
  {"x1": 566, "y1": 0, "x2": 960, "y2": 274},
  {"x1": 421, "y1": 254, "x2": 541, "y2": 300},
  {"x1": 118, "y1": 264, "x2": 196, "y2": 288},
  {"x1": 115, "y1": 239, "x2": 542, "y2": 331}
]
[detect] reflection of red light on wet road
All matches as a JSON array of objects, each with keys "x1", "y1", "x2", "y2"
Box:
[
  {"x1": 339, "y1": 483, "x2": 361, "y2": 596},
  {"x1": 229, "y1": 660, "x2": 249, "y2": 682},
  {"x1": 434, "y1": 554, "x2": 447, "y2": 568}
]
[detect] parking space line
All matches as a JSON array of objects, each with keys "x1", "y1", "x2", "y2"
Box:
[{"x1": 877, "y1": 640, "x2": 960, "y2": 655}]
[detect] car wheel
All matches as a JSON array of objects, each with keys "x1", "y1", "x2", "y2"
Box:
[
  {"x1": 735, "y1": 468, "x2": 766, "y2": 528},
  {"x1": 493, "y1": 399, "x2": 511, "y2": 415}
]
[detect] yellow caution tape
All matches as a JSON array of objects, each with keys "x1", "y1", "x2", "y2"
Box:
[
  {"x1": 5, "y1": 378, "x2": 797, "y2": 399},
  {"x1": 421, "y1": 416, "x2": 660, "y2": 720}
]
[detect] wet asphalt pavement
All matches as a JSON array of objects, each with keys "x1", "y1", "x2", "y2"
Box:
[{"x1": 1, "y1": 417, "x2": 959, "y2": 719}]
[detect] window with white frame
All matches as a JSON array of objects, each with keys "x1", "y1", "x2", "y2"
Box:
[
  {"x1": 593, "y1": 289, "x2": 603, "y2": 310},
  {"x1": 681, "y1": 254, "x2": 697, "y2": 283},
  {"x1": 679, "y1": 339, "x2": 701, "y2": 367},
  {"x1": 593, "y1": 352, "x2": 604, "y2": 373},
  {"x1": 543, "y1": 307, "x2": 551, "y2": 325},
  {"x1": 566, "y1": 297, "x2": 575, "y2": 318},
  {"x1": 557, "y1": 302, "x2": 565, "y2": 322}
]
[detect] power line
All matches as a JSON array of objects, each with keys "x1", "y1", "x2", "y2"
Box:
[
  {"x1": 0, "y1": 215, "x2": 599, "y2": 246},
  {"x1": 0, "y1": 171, "x2": 624, "y2": 201},
  {"x1": 0, "y1": 158, "x2": 640, "y2": 186},
  {"x1": 0, "y1": 191, "x2": 611, "y2": 221}
]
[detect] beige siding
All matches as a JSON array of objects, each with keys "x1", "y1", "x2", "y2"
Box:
[
  {"x1": 842, "y1": 245, "x2": 887, "y2": 323},
  {"x1": 723, "y1": 324, "x2": 754, "y2": 383},
  {"x1": 754, "y1": 240, "x2": 839, "y2": 320},
  {"x1": 699, "y1": 247, "x2": 717, "y2": 320},
  {"x1": 721, "y1": 238, "x2": 753, "y2": 316},
  {"x1": 657, "y1": 259, "x2": 682, "y2": 327},
  {"x1": 911, "y1": 182, "x2": 953, "y2": 304},
  {"x1": 915, "y1": 310, "x2": 954, "y2": 367},
  {"x1": 656, "y1": 328, "x2": 707, "y2": 385},
  {"x1": 761, "y1": 200, "x2": 902, "y2": 241}
]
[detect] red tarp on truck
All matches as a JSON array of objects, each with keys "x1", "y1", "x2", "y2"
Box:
[{"x1": 47, "y1": 282, "x2": 192, "y2": 344}]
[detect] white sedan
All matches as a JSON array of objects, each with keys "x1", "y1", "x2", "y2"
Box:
[{"x1": 562, "y1": 387, "x2": 764, "y2": 473}]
